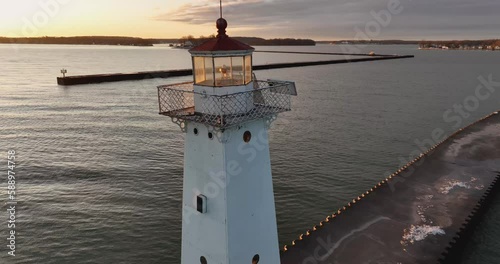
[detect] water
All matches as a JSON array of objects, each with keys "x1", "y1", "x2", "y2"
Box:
[{"x1": 0, "y1": 43, "x2": 499, "y2": 263}]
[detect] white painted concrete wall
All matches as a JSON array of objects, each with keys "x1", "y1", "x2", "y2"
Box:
[{"x1": 181, "y1": 119, "x2": 280, "y2": 264}]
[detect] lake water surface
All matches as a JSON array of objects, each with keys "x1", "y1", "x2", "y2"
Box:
[{"x1": 0, "y1": 43, "x2": 499, "y2": 263}]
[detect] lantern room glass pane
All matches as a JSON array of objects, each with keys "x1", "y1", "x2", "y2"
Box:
[
  {"x1": 231, "y1": 57, "x2": 244, "y2": 84},
  {"x1": 244, "y1": 55, "x2": 252, "y2": 84},
  {"x1": 214, "y1": 56, "x2": 245, "y2": 86},
  {"x1": 194, "y1": 56, "x2": 214, "y2": 86}
]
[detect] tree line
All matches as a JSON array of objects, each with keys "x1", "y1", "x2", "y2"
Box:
[
  {"x1": 0, "y1": 36, "x2": 154, "y2": 46},
  {"x1": 178, "y1": 35, "x2": 316, "y2": 46},
  {"x1": 419, "y1": 39, "x2": 500, "y2": 49},
  {"x1": 0, "y1": 36, "x2": 316, "y2": 47}
]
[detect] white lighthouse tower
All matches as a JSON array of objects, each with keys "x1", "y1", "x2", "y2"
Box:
[{"x1": 158, "y1": 10, "x2": 297, "y2": 264}]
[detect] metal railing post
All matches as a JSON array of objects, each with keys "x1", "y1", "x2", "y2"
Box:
[
  {"x1": 157, "y1": 87, "x2": 162, "y2": 113},
  {"x1": 219, "y1": 97, "x2": 224, "y2": 126}
]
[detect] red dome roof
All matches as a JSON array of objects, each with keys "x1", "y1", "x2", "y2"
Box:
[
  {"x1": 189, "y1": 18, "x2": 254, "y2": 53},
  {"x1": 190, "y1": 36, "x2": 254, "y2": 53}
]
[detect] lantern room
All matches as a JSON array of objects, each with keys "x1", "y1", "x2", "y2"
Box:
[
  {"x1": 189, "y1": 18, "x2": 255, "y2": 88},
  {"x1": 191, "y1": 54, "x2": 253, "y2": 87},
  {"x1": 158, "y1": 15, "x2": 296, "y2": 129}
]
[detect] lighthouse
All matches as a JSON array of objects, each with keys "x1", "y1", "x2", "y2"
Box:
[{"x1": 157, "y1": 10, "x2": 297, "y2": 264}]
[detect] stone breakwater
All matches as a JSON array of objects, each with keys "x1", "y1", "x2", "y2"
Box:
[{"x1": 281, "y1": 111, "x2": 500, "y2": 264}]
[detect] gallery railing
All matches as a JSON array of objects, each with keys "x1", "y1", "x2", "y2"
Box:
[{"x1": 158, "y1": 80, "x2": 296, "y2": 130}]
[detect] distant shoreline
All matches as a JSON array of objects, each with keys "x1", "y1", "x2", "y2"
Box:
[
  {"x1": 418, "y1": 39, "x2": 500, "y2": 51},
  {"x1": 0, "y1": 36, "x2": 316, "y2": 47},
  {"x1": 2, "y1": 37, "x2": 498, "y2": 49},
  {"x1": 418, "y1": 47, "x2": 500, "y2": 51},
  {"x1": 0, "y1": 36, "x2": 154, "y2": 47},
  {"x1": 319, "y1": 40, "x2": 419, "y2": 45},
  {"x1": 318, "y1": 39, "x2": 500, "y2": 51}
]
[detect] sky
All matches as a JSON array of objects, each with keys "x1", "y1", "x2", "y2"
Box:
[{"x1": 0, "y1": 0, "x2": 499, "y2": 40}]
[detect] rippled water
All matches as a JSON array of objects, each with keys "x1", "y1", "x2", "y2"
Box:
[{"x1": 0, "y1": 44, "x2": 499, "y2": 263}]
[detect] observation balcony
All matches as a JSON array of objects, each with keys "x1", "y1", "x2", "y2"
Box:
[{"x1": 158, "y1": 80, "x2": 296, "y2": 130}]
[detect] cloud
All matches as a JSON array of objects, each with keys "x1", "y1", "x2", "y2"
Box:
[
  {"x1": 156, "y1": 0, "x2": 367, "y2": 25},
  {"x1": 153, "y1": 0, "x2": 500, "y2": 40}
]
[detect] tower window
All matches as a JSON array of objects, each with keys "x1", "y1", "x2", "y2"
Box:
[
  {"x1": 252, "y1": 254, "x2": 260, "y2": 264},
  {"x1": 208, "y1": 132, "x2": 214, "y2": 140},
  {"x1": 194, "y1": 128, "x2": 199, "y2": 135},
  {"x1": 243, "y1": 131, "x2": 252, "y2": 143},
  {"x1": 200, "y1": 256, "x2": 208, "y2": 264},
  {"x1": 197, "y1": 195, "x2": 207, "y2": 213}
]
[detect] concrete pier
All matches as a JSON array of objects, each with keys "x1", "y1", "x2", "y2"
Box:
[
  {"x1": 280, "y1": 111, "x2": 500, "y2": 264},
  {"x1": 56, "y1": 69, "x2": 192, "y2": 86},
  {"x1": 56, "y1": 55, "x2": 414, "y2": 86}
]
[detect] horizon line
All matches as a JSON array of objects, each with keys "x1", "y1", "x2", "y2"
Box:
[{"x1": 1, "y1": 35, "x2": 499, "y2": 42}]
